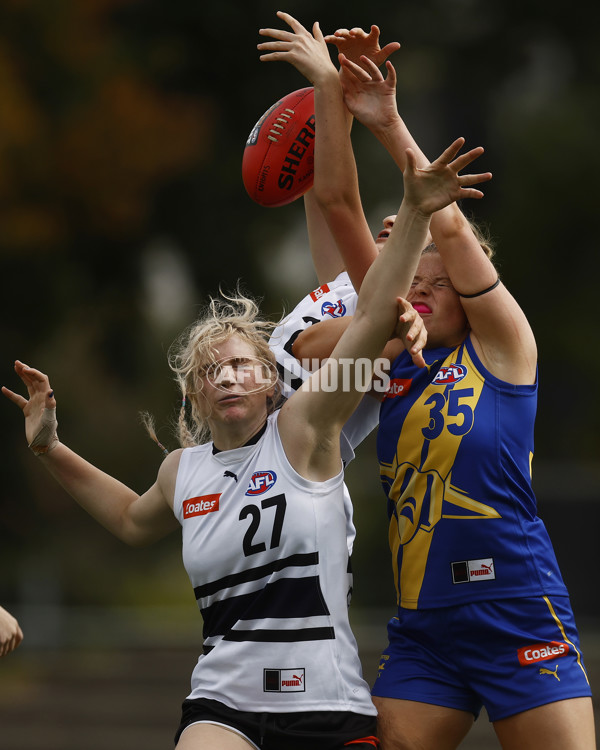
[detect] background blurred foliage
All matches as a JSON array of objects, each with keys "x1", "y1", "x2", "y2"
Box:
[{"x1": 1, "y1": 0, "x2": 599, "y2": 615}]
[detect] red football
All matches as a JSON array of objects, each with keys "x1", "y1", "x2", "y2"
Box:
[{"x1": 242, "y1": 87, "x2": 315, "y2": 208}]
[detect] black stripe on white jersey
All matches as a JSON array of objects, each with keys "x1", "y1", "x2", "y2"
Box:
[
  {"x1": 193, "y1": 552, "x2": 319, "y2": 599},
  {"x1": 224, "y1": 627, "x2": 335, "y2": 643},
  {"x1": 196, "y1": 551, "x2": 335, "y2": 647},
  {"x1": 201, "y1": 575, "x2": 331, "y2": 638}
]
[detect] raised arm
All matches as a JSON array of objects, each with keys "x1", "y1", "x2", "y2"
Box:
[
  {"x1": 259, "y1": 12, "x2": 378, "y2": 292},
  {"x1": 2, "y1": 361, "x2": 180, "y2": 546},
  {"x1": 302, "y1": 188, "x2": 345, "y2": 285},
  {"x1": 287, "y1": 137, "x2": 491, "y2": 479},
  {"x1": 333, "y1": 39, "x2": 536, "y2": 383},
  {"x1": 292, "y1": 299, "x2": 427, "y2": 370},
  {"x1": 302, "y1": 25, "x2": 401, "y2": 286}
]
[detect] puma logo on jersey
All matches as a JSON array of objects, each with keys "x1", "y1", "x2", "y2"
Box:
[
  {"x1": 539, "y1": 665, "x2": 561, "y2": 681},
  {"x1": 183, "y1": 494, "x2": 220, "y2": 518},
  {"x1": 264, "y1": 668, "x2": 306, "y2": 692},
  {"x1": 432, "y1": 364, "x2": 467, "y2": 385},
  {"x1": 451, "y1": 558, "x2": 495, "y2": 584},
  {"x1": 517, "y1": 641, "x2": 569, "y2": 666},
  {"x1": 246, "y1": 470, "x2": 277, "y2": 496}
]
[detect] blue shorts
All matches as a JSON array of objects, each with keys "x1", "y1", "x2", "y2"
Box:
[{"x1": 371, "y1": 596, "x2": 591, "y2": 722}]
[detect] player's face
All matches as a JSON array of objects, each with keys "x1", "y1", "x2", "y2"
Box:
[
  {"x1": 374, "y1": 215, "x2": 433, "y2": 252},
  {"x1": 198, "y1": 335, "x2": 276, "y2": 424},
  {"x1": 374, "y1": 215, "x2": 397, "y2": 249},
  {"x1": 407, "y1": 252, "x2": 469, "y2": 348}
]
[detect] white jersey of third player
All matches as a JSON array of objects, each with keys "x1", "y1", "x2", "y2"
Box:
[
  {"x1": 269, "y1": 272, "x2": 381, "y2": 562},
  {"x1": 172, "y1": 411, "x2": 376, "y2": 716},
  {"x1": 269, "y1": 272, "x2": 380, "y2": 466}
]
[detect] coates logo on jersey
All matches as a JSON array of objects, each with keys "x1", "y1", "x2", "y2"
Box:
[
  {"x1": 310, "y1": 283, "x2": 330, "y2": 302},
  {"x1": 432, "y1": 364, "x2": 468, "y2": 385},
  {"x1": 183, "y1": 494, "x2": 220, "y2": 519},
  {"x1": 245, "y1": 471, "x2": 277, "y2": 496},
  {"x1": 517, "y1": 641, "x2": 570, "y2": 666},
  {"x1": 385, "y1": 378, "x2": 412, "y2": 399},
  {"x1": 321, "y1": 299, "x2": 346, "y2": 318}
]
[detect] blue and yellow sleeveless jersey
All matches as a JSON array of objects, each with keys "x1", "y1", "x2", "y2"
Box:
[{"x1": 377, "y1": 335, "x2": 568, "y2": 610}]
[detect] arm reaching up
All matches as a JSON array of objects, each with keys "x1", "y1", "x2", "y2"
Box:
[
  {"x1": 332, "y1": 36, "x2": 536, "y2": 384},
  {"x1": 258, "y1": 12, "x2": 378, "y2": 291}
]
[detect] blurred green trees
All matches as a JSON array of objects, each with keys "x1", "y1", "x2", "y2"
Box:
[{"x1": 1, "y1": 0, "x2": 599, "y2": 614}]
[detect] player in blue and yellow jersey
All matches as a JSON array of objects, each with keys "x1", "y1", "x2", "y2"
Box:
[
  {"x1": 373, "y1": 239, "x2": 595, "y2": 750},
  {"x1": 294, "y1": 26, "x2": 596, "y2": 750}
]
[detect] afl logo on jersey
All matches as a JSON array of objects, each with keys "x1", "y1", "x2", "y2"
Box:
[
  {"x1": 245, "y1": 470, "x2": 277, "y2": 496},
  {"x1": 321, "y1": 299, "x2": 346, "y2": 318},
  {"x1": 432, "y1": 364, "x2": 468, "y2": 385}
]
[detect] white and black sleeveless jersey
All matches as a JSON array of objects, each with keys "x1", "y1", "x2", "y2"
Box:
[
  {"x1": 269, "y1": 272, "x2": 380, "y2": 466},
  {"x1": 172, "y1": 411, "x2": 376, "y2": 716}
]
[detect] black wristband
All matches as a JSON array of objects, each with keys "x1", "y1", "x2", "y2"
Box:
[{"x1": 458, "y1": 278, "x2": 500, "y2": 299}]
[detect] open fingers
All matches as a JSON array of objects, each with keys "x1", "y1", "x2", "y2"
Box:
[
  {"x1": 357, "y1": 54, "x2": 385, "y2": 79},
  {"x1": 339, "y1": 54, "x2": 374, "y2": 82},
  {"x1": 325, "y1": 28, "x2": 352, "y2": 40},
  {"x1": 258, "y1": 28, "x2": 295, "y2": 43},
  {"x1": 380, "y1": 41, "x2": 402, "y2": 59},
  {"x1": 410, "y1": 322, "x2": 428, "y2": 351},
  {"x1": 448, "y1": 147, "x2": 487, "y2": 175},
  {"x1": 311, "y1": 20, "x2": 325, "y2": 43},
  {"x1": 7, "y1": 361, "x2": 55, "y2": 404},
  {"x1": 16, "y1": 362, "x2": 51, "y2": 394},
  {"x1": 458, "y1": 171, "x2": 493, "y2": 187},
  {"x1": 259, "y1": 10, "x2": 309, "y2": 43},
  {"x1": 340, "y1": 53, "x2": 388, "y2": 84},
  {"x1": 396, "y1": 299, "x2": 427, "y2": 368},
  {"x1": 431, "y1": 140, "x2": 492, "y2": 190},
  {"x1": 398, "y1": 303, "x2": 420, "y2": 336},
  {"x1": 402, "y1": 316, "x2": 423, "y2": 344},
  {"x1": 273, "y1": 10, "x2": 308, "y2": 35},
  {"x1": 410, "y1": 349, "x2": 427, "y2": 369},
  {"x1": 14, "y1": 359, "x2": 35, "y2": 386},
  {"x1": 1, "y1": 386, "x2": 28, "y2": 410},
  {"x1": 383, "y1": 59, "x2": 398, "y2": 86},
  {"x1": 434, "y1": 136, "x2": 467, "y2": 166}
]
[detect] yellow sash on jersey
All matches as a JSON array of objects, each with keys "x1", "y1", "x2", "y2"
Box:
[{"x1": 380, "y1": 347, "x2": 501, "y2": 608}]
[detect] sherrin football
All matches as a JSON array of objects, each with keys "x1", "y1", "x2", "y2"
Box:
[{"x1": 242, "y1": 87, "x2": 315, "y2": 208}]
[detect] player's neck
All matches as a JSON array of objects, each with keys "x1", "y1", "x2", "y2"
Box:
[{"x1": 210, "y1": 413, "x2": 269, "y2": 452}]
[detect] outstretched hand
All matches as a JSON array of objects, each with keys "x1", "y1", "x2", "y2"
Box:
[
  {"x1": 404, "y1": 138, "x2": 492, "y2": 216},
  {"x1": 258, "y1": 11, "x2": 336, "y2": 85},
  {"x1": 396, "y1": 298, "x2": 427, "y2": 368},
  {"x1": 338, "y1": 53, "x2": 398, "y2": 130},
  {"x1": 2, "y1": 361, "x2": 58, "y2": 454},
  {"x1": 324, "y1": 25, "x2": 400, "y2": 69}
]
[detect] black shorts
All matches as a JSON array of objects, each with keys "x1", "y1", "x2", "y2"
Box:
[{"x1": 174, "y1": 697, "x2": 379, "y2": 750}]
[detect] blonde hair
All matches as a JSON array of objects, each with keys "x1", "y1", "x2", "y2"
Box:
[
  {"x1": 143, "y1": 289, "x2": 283, "y2": 451},
  {"x1": 423, "y1": 217, "x2": 496, "y2": 263}
]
